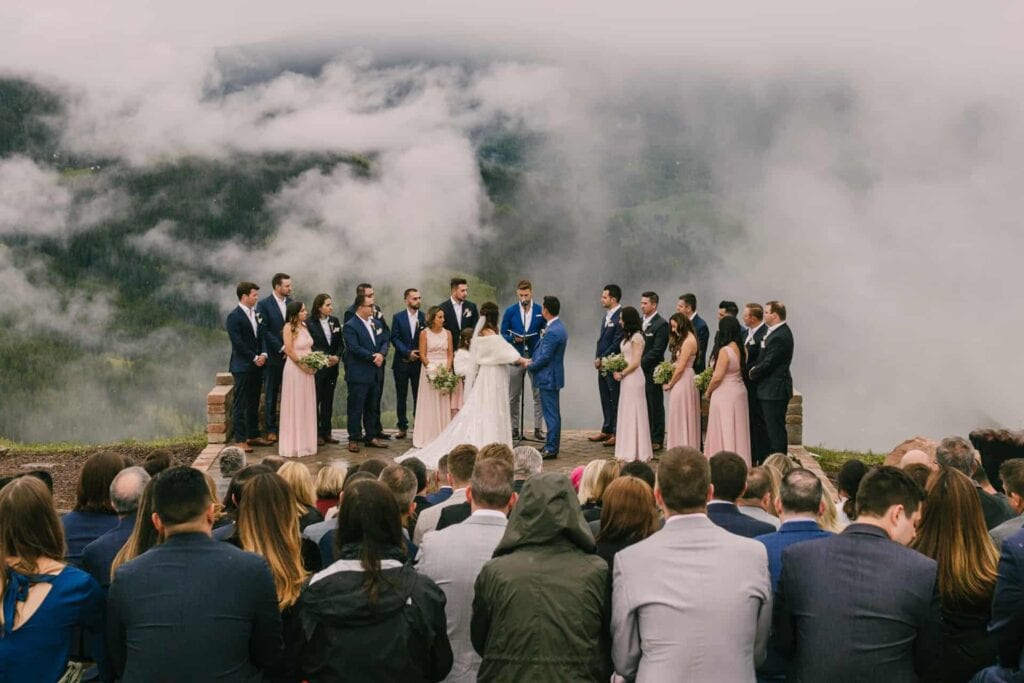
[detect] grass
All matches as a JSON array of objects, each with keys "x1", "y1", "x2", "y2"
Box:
[
  {"x1": 0, "y1": 433, "x2": 206, "y2": 455},
  {"x1": 806, "y1": 445, "x2": 886, "y2": 478}
]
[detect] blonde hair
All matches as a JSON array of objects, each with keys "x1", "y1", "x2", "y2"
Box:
[
  {"x1": 817, "y1": 488, "x2": 844, "y2": 533},
  {"x1": 238, "y1": 472, "x2": 307, "y2": 609},
  {"x1": 278, "y1": 461, "x2": 316, "y2": 512},
  {"x1": 202, "y1": 471, "x2": 225, "y2": 519},
  {"x1": 315, "y1": 464, "x2": 346, "y2": 499},
  {"x1": 111, "y1": 478, "x2": 162, "y2": 580},
  {"x1": 578, "y1": 459, "x2": 620, "y2": 505}
]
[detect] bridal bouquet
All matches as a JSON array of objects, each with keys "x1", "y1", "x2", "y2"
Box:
[
  {"x1": 694, "y1": 366, "x2": 714, "y2": 395},
  {"x1": 600, "y1": 353, "x2": 627, "y2": 376},
  {"x1": 653, "y1": 360, "x2": 675, "y2": 385},
  {"x1": 427, "y1": 364, "x2": 461, "y2": 395},
  {"x1": 299, "y1": 351, "x2": 330, "y2": 372}
]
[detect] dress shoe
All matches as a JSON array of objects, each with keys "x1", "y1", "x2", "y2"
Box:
[
  {"x1": 347, "y1": 442, "x2": 360, "y2": 453},
  {"x1": 652, "y1": 443, "x2": 664, "y2": 452},
  {"x1": 235, "y1": 441, "x2": 253, "y2": 453},
  {"x1": 396, "y1": 430, "x2": 408, "y2": 439},
  {"x1": 366, "y1": 438, "x2": 389, "y2": 449},
  {"x1": 602, "y1": 436, "x2": 617, "y2": 447},
  {"x1": 379, "y1": 433, "x2": 393, "y2": 440},
  {"x1": 324, "y1": 436, "x2": 340, "y2": 444},
  {"x1": 533, "y1": 429, "x2": 546, "y2": 441},
  {"x1": 247, "y1": 437, "x2": 271, "y2": 447},
  {"x1": 588, "y1": 432, "x2": 612, "y2": 442},
  {"x1": 512, "y1": 431, "x2": 522, "y2": 441},
  {"x1": 541, "y1": 451, "x2": 558, "y2": 460},
  {"x1": 317, "y1": 437, "x2": 326, "y2": 447},
  {"x1": 266, "y1": 433, "x2": 278, "y2": 444}
]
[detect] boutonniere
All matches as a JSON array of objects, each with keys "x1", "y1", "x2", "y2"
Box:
[
  {"x1": 255, "y1": 313, "x2": 263, "y2": 324},
  {"x1": 541, "y1": 327, "x2": 548, "y2": 338},
  {"x1": 463, "y1": 309, "x2": 472, "y2": 318},
  {"x1": 760, "y1": 339, "x2": 767, "y2": 348},
  {"x1": 331, "y1": 323, "x2": 340, "y2": 333},
  {"x1": 604, "y1": 320, "x2": 614, "y2": 328}
]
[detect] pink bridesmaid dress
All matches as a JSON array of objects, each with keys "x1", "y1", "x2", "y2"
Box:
[
  {"x1": 704, "y1": 345, "x2": 751, "y2": 464},
  {"x1": 614, "y1": 333, "x2": 654, "y2": 463},
  {"x1": 413, "y1": 329, "x2": 452, "y2": 448},
  {"x1": 279, "y1": 325, "x2": 318, "y2": 458},
  {"x1": 666, "y1": 351, "x2": 701, "y2": 450}
]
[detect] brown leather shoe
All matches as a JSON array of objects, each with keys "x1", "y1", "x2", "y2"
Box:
[
  {"x1": 396, "y1": 430, "x2": 408, "y2": 439},
  {"x1": 247, "y1": 437, "x2": 271, "y2": 447},
  {"x1": 347, "y1": 442, "x2": 360, "y2": 453},
  {"x1": 266, "y1": 433, "x2": 278, "y2": 444},
  {"x1": 652, "y1": 443, "x2": 664, "y2": 452},
  {"x1": 324, "y1": 436, "x2": 340, "y2": 444},
  {"x1": 366, "y1": 438, "x2": 389, "y2": 449},
  {"x1": 588, "y1": 432, "x2": 612, "y2": 442},
  {"x1": 235, "y1": 441, "x2": 253, "y2": 453},
  {"x1": 602, "y1": 436, "x2": 617, "y2": 447},
  {"x1": 317, "y1": 437, "x2": 326, "y2": 447}
]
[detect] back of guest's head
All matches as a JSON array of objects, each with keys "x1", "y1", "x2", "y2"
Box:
[
  {"x1": 401, "y1": 458, "x2": 428, "y2": 494},
  {"x1": 379, "y1": 465, "x2": 418, "y2": 512},
  {"x1": 578, "y1": 460, "x2": 605, "y2": 505},
  {"x1": 144, "y1": 449, "x2": 174, "y2": 477},
  {"x1": 709, "y1": 451, "x2": 748, "y2": 502},
  {"x1": 478, "y1": 443, "x2": 515, "y2": 468},
  {"x1": 215, "y1": 447, "x2": 245, "y2": 478},
  {"x1": 238, "y1": 472, "x2": 305, "y2": 610},
  {"x1": 358, "y1": 458, "x2": 389, "y2": 478},
  {"x1": 780, "y1": 468, "x2": 823, "y2": 514},
  {"x1": 513, "y1": 446, "x2": 543, "y2": 479},
  {"x1": 24, "y1": 469, "x2": 53, "y2": 492},
  {"x1": 837, "y1": 459, "x2": 868, "y2": 520},
  {"x1": 763, "y1": 452, "x2": 798, "y2": 477},
  {"x1": 315, "y1": 464, "x2": 346, "y2": 500},
  {"x1": 436, "y1": 453, "x2": 450, "y2": 478},
  {"x1": 260, "y1": 455, "x2": 287, "y2": 472},
  {"x1": 596, "y1": 477, "x2": 658, "y2": 546},
  {"x1": 855, "y1": 466, "x2": 925, "y2": 519},
  {"x1": 999, "y1": 459, "x2": 1024, "y2": 499},
  {"x1": 935, "y1": 436, "x2": 976, "y2": 477},
  {"x1": 153, "y1": 467, "x2": 211, "y2": 526},
  {"x1": 223, "y1": 464, "x2": 273, "y2": 516},
  {"x1": 109, "y1": 467, "x2": 151, "y2": 515},
  {"x1": 335, "y1": 479, "x2": 405, "y2": 603},
  {"x1": 343, "y1": 471, "x2": 377, "y2": 490},
  {"x1": 902, "y1": 463, "x2": 933, "y2": 491},
  {"x1": 0, "y1": 476, "x2": 64, "y2": 572},
  {"x1": 278, "y1": 462, "x2": 316, "y2": 508},
  {"x1": 201, "y1": 472, "x2": 222, "y2": 518},
  {"x1": 657, "y1": 447, "x2": 711, "y2": 513},
  {"x1": 590, "y1": 460, "x2": 620, "y2": 504},
  {"x1": 899, "y1": 449, "x2": 934, "y2": 470},
  {"x1": 76, "y1": 451, "x2": 128, "y2": 513},
  {"x1": 741, "y1": 467, "x2": 774, "y2": 503},
  {"x1": 111, "y1": 478, "x2": 161, "y2": 579},
  {"x1": 620, "y1": 461, "x2": 656, "y2": 489},
  {"x1": 470, "y1": 459, "x2": 515, "y2": 510},
  {"x1": 448, "y1": 445, "x2": 478, "y2": 484}
]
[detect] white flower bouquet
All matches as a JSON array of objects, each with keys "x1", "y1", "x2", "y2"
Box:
[
  {"x1": 653, "y1": 360, "x2": 675, "y2": 385},
  {"x1": 427, "y1": 364, "x2": 461, "y2": 395},
  {"x1": 299, "y1": 351, "x2": 330, "y2": 372},
  {"x1": 600, "y1": 353, "x2": 627, "y2": 377}
]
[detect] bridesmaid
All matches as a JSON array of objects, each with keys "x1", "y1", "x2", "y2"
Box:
[
  {"x1": 279, "y1": 301, "x2": 318, "y2": 458},
  {"x1": 664, "y1": 313, "x2": 701, "y2": 449},
  {"x1": 704, "y1": 316, "x2": 751, "y2": 464},
  {"x1": 412, "y1": 305, "x2": 454, "y2": 448},
  {"x1": 614, "y1": 307, "x2": 654, "y2": 463}
]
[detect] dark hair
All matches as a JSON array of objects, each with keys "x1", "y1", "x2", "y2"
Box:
[
  {"x1": 516, "y1": 280, "x2": 532, "y2": 291},
  {"x1": 378, "y1": 465, "x2": 418, "y2": 511},
  {"x1": 542, "y1": 296, "x2": 560, "y2": 317},
  {"x1": 25, "y1": 470, "x2": 53, "y2": 492},
  {"x1": 343, "y1": 471, "x2": 377, "y2": 490},
  {"x1": 403, "y1": 288, "x2": 418, "y2": 299},
  {"x1": 260, "y1": 455, "x2": 286, "y2": 472},
  {"x1": 855, "y1": 466, "x2": 925, "y2": 518},
  {"x1": 766, "y1": 300, "x2": 787, "y2": 321},
  {"x1": 153, "y1": 467, "x2": 212, "y2": 526},
  {"x1": 679, "y1": 293, "x2": 696, "y2": 310},
  {"x1": 780, "y1": 468, "x2": 823, "y2": 514},
  {"x1": 603, "y1": 284, "x2": 622, "y2": 302},
  {"x1": 312, "y1": 293, "x2": 332, "y2": 317},
  {"x1": 458, "y1": 328, "x2": 474, "y2": 350},
  {"x1": 620, "y1": 306, "x2": 642, "y2": 341},
  {"x1": 718, "y1": 301, "x2": 739, "y2": 316},
  {"x1": 641, "y1": 291, "x2": 659, "y2": 305},
  {"x1": 223, "y1": 464, "x2": 274, "y2": 517},
  {"x1": 436, "y1": 453, "x2": 449, "y2": 476},
  {"x1": 359, "y1": 458, "x2": 389, "y2": 478},
  {"x1": 709, "y1": 451, "x2": 748, "y2": 502},
  {"x1": 356, "y1": 283, "x2": 373, "y2": 294},
  {"x1": 668, "y1": 312, "x2": 695, "y2": 361},
  {"x1": 744, "y1": 303, "x2": 764, "y2": 321},
  {"x1": 480, "y1": 301, "x2": 500, "y2": 333},
  {"x1": 143, "y1": 449, "x2": 173, "y2": 476},
  {"x1": 402, "y1": 457, "x2": 428, "y2": 493},
  {"x1": 75, "y1": 451, "x2": 127, "y2": 513},
  {"x1": 285, "y1": 300, "x2": 304, "y2": 335},
  {"x1": 837, "y1": 459, "x2": 867, "y2": 520},
  {"x1": 903, "y1": 463, "x2": 933, "y2": 490},
  {"x1": 621, "y1": 460, "x2": 656, "y2": 489},
  {"x1": 470, "y1": 459, "x2": 515, "y2": 509},
  {"x1": 271, "y1": 273, "x2": 290, "y2": 288},
  {"x1": 335, "y1": 479, "x2": 406, "y2": 604},
  {"x1": 715, "y1": 316, "x2": 747, "y2": 375},
  {"x1": 236, "y1": 281, "x2": 259, "y2": 299},
  {"x1": 1000, "y1": 459, "x2": 1024, "y2": 498},
  {"x1": 0, "y1": 477, "x2": 65, "y2": 575},
  {"x1": 448, "y1": 446, "x2": 478, "y2": 484},
  {"x1": 657, "y1": 447, "x2": 711, "y2": 512},
  {"x1": 450, "y1": 277, "x2": 467, "y2": 290},
  {"x1": 353, "y1": 293, "x2": 373, "y2": 310},
  {"x1": 743, "y1": 467, "x2": 774, "y2": 501}
]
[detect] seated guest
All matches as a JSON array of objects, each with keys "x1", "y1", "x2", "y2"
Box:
[
  {"x1": 110, "y1": 479, "x2": 160, "y2": 579},
  {"x1": 471, "y1": 472, "x2": 611, "y2": 681},
  {"x1": 936, "y1": 435, "x2": 1015, "y2": 530},
  {"x1": 763, "y1": 452, "x2": 799, "y2": 477},
  {"x1": 216, "y1": 446, "x2": 246, "y2": 479},
  {"x1": 620, "y1": 460, "x2": 656, "y2": 489},
  {"x1": 595, "y1": 476, "x2": 658, "y2": 570},
  {"x1": 425, "y1": 454, "x2": 453, "y2": 504},
  {"x1": 512, "y1": 445, "x2": 544, "y2": 492},
  {"x1": 419, "y1": 459, "x2": 517, "y2": 683},
  {"x1": 260, "y1": 455, "x2": 287, "y2": 472},
  {"x1": 578, "y1": 459, "x2": 620, "y2": 523},
  {"x1": 306, "y1": 472, "x2": 376, "y2": 552},
  {"x1": 107, "y1": 467, "x2": 282, "y2": 680},
  {"x1": 377, "y1": 465, "x2": 421, "y2": 560},
  {"x1": 910, "y1": 467, "x2": 998, "y2": 682},
  {"x1": 296, "y1": 479, "x2": 453, "y2": 681},
  {"x1": 437, "y1": 444, "x2": 515, "y2": 531},
  {"x1": 0, "y1": 477, "x2": 111, "y2": 682},
  {"x1": 977, "y1": 527, "x2": 1024, "y2": 682},
  {"x1": 836, "y1": 458, "x2": 867, "y2": 526},
  {"x1": 278, "y1": 462, "x2": 325, "y2": 531},
  {"x1": 991, "y1": 459, "x2": 1024, "y2": 546},
  {"x1": 358, "y1": 458, "x2": 390, "y2": 478},
  {"x1": 402, "y1": 456, "x2": 433, "y2": 534},
  {"x1": 900, "y1": 448, "x2": 937, "y2": 470},
  {"x1": 737, "y1": 466, "x2": 781, "y2": 529},
  {"x1": 218, "y1": 464, "x2": 274, "y2": 541},
  {"x1": 414, "y1": 445, "x2": 477, "y2": 545},
  {"x1": 612, "y1": 447, "x2": 771, "y2": 682},
  {"x1": 142, "y1": 448, "x2": 173, "y2": 476},
  {"x1": 903, "y1": 462, "x2": 934, "y2": 491},
  {"x1": 706, "y1": 451, "x2": 777, "y2": 538},
  {"x1": 62, "y1": 451, "x2": 126, "y2": 564},
  {"x1": 314, "y1": 464, "x2": 346, "y2": 517},
  {"x1": 82, "y1": 466, "x2": 150, "y2": 590},
  {"x1": 774, "y1": 466, "x2": 941, "y2": 682}
]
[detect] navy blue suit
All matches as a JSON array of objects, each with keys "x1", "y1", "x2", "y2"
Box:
[
  {"x1": 225, "y1": 305, "x2": 266, "y2": 441},
  {"x1": 595, "y1": 307, "x2": 623, "y2": 434},
  {"x1": 744, "y1": 323, "x2": 770, "y2": 464},
  {"x1": 640, "y1": 314, "x2": 670, "y2": 444},
  {"x1": 706, "y1": 501, "x2": 776, "y2": 539},
  {"x1": 255, "y1": 294, "x2": 290, "y2": 434},
  {"x1": 502, "y1": 301, "x2": 547, "y2": 435},
  {"x1": 344, "y1": 303, "x2": 390, "y2": 436},
  {"x1": 307, "y1": 315, "x2": 342, "y2": 439},
  {"x1": 691, "y1": 313, "x2": 710, "y2": 375},
  {"x1": 82, "y1": 517, "x2": 135, "y2": 590},
  {"x1": 342, "y1": 316, "x2": 388, "y2": 443},
  {"x1": 528, "y1": 318, "x2": 568, "y2": 455},
  {"x1": 391, "y1": 309, "x2": 426, "y2": 431},
  {"x1": 749, "y1": 323, "x2": 795, "y2": 455},
  {"x1": 988, "y1": 529, "x2": 1024, "y2": 674}
]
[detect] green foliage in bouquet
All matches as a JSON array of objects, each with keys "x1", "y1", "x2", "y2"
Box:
[
  {"x1": 299, "y1": 351, "x2": 329, "y2": 372},
  {"x1": 600, "y1": 353, "x2": 627, "y2": 377},
  {"x1": 652, "y1": 360, "x2": 675, "y2": 385},
  {"x1": 694, "y1": 366, "x2": 714, "y2": 395},
  {"x1": 427, "y1": 365, "x2": 461, "y2": 395}
]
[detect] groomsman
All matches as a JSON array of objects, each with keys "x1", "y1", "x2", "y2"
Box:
[
  {"x1": 590, "y1": 284, "x2": 622, "y2": 447},
  {"x1": 742, "y1": 303, "x2": 770, "y2": 464},
  {"x1": 390, "y1": 288, "x2": 426, "y2": 439},
  {"x1": 708, "y1": 300, "x2": 741, "y2": 370},
  {"x1": 676, "y1": 293, "x2": 709, "y2": 374},
  {"x1": 527, "y1": 296, "x2": 567, "y2": 459},
  {"x1": 640, "y1": 292, "x2": 669, "y2": 451},
  {"x1": 501, "y1": 279, "x2": 547, "y2": 441},
  {"x1": 307, "y1": 293, "x2": 342, "y2": 446},
  {"x1": 342, "y1": 294, "x2": 389, "y2": 453},
  {"x1": 226, "y1": 282, "x2": 269, "y2": 452},
  {"x1": 439, "y1": 277, "x2": 479, "y2": 341},
  {"x1": 255, "y1": 272, "x2": 291, "y2": 443},
  {"x1": 748, "y1": 301, "x2": 794, "y2": 456},
  {"x1": 343, "y1": 283, "x2": 390, "y2": 439}
]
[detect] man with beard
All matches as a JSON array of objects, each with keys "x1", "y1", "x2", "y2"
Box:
[{"x1": 390, "y1": 288, "x2": 426, "y2": 440}]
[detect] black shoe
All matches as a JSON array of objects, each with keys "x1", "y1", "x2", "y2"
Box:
[
  {"x1": 512, "y1": 431, "x2": 521, "y2": 441},
  {"x1": 541, "y1": 451, "x2": 558, "y2": 460},
  {"x1": 533, "y1": 429, "x2": 545, "y2": 441},
  {"x1": 379, "y1": 433, "x2": 393, "y2": 440}
]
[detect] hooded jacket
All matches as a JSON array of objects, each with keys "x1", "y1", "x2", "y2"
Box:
[{"x1": 471, "y1": 473, "x2": 612, "y2": 682}]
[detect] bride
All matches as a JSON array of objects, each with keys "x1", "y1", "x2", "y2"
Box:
[{"x1": 398, "y1": 301, "x2": 525, "y2": 469}]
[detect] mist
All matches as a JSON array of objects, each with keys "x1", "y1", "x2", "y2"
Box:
[{"x1": 2, "y1": 1, "x2": 1023, "y2": 449}]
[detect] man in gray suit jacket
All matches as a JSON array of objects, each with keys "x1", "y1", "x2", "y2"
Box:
[
  {"x1": 418, "y1": 459, "x2": 517, "y2": 683},
  {"x1": 612, "y1": 447, "x2": 772, "y2": 683}
]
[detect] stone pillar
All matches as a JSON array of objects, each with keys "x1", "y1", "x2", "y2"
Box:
[
  {"x1": 207, "y1": 373, "x2": 234, "y2": 445},
  {"x1": 786, "y1": 391, "x2": 803, "y2": 447}
]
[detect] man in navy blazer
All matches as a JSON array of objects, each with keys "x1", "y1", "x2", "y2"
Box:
[
  {"x1": 83, "y1": 466, "x2": 150, "y2": 591},
  {"x1": 706, "y1": 451, "x2": 777, "y2": 538},
  {"x1": 439, "y1": 277, "x2": 479, "y2": 342},
  {"x1": 307, "y1": 294, "x2": 343, "y2": 445},
  {"x1": 391, "y1": 288, "x2": 426, "y2": 439},
  {"x1": 748, "y1": 300, "x2": 795, "y2": 456},
  {"x1": 226, "y1": 281, "x2": 269, "y2": 451},
  {"x1": 677, "y1": 293, "x2": 709, "y2": 375},
  {"x1": 255, "y1": 273, "x2": 292, "y2": 443},
  {"x1": 107, "y1": 467, "x2": 282, "y2": 681},
  {"x1": 501, "y1": 279, "x2": 547, "y2": 440},
  {"x1": 590, "y1": 284, "x2": 622, "y2": 446},
  {"x1": 527, "y1": 296, "x2": 567, "y2": 458},
  {"x1": 343, "y1": 294, "x2": 389, "y2": 453},
  {"x1": 978, "y1": 527, "x2": 1024, "y2": 681},
  {"x1": 342, "y1": 283, "x2": 391, "y2": 440}
]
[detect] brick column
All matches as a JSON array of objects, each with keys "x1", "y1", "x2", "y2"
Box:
[{"x1": 207, "y1": 373, "x2": 234, "y2": 445}]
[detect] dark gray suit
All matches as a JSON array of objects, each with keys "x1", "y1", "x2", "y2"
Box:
[{"x1": 774, "y1": 523, "x2": 942, "y2": 683}]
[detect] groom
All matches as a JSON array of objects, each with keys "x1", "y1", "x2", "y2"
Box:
[{"x1": 527, "y1": 296, "x2": 567, "y2": 459}]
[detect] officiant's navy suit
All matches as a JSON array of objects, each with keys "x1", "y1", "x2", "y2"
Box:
[
  {"x1": 390, "y1": 309, "x2": 427, "y2": 432},
  {"x1": 343, "y1": 316, "x2": 388, "y2": 444},
  {"x1": 529, "y1": 318, "x2": 567, "y2": 455},
  {"x1": 308, "y1": 315, "x2": 342, "y2": 440},
  {"x1": 226, "y1": 305, "x2": 266, "y2": 441},
  {"x1": 595, "y1": 307, "x2": 622, "y2": 435},
  {"x1": 500, "y1": 302, "x2": 546, "y2": 355},
  {"x1": 255, "y1": 293, "x2": 290, "y2": 436}
]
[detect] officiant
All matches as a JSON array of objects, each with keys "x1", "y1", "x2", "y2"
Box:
[{"x1": 501, "y1": 279, "x2": 547, "y2": 441}]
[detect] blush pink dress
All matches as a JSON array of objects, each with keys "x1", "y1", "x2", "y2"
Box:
[
  {"x1": 279, "y1": 325, "x2": 318, "y2": 458},
  {"x1": 704, "y1": 345, "x2": 751, "y2": 464},
  {"x1": 666, "y1": 350, "x2": 701, "y2": 450},
  {"x1": 614, "y1": 333, "x2": 654, "y2": 463},
  {"x1": 413, "y1": 329, "x2": 452, "y2": 448}
]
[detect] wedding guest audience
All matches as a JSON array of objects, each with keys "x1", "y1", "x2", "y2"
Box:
[
  {"x1": 295, "y1": 479, "x2": 452, "y2": 681},
  {"x1": 975, "y1": 455, "x2": 1005, "y2": 498},
  {"x1": 707, "y1": 451, "x2": 776, "y2": 538},
  {"x1": 578, "y1": 459, "x2": 620, "y2": 523},
  {"x1": 611, "y1": 447, "x2": 771, "y2": 682},
  {"x1": 910, "y1": 467, "x2": 998, "y2": 682},
  {"x1": 142, "y1": 448, "x2": 173, "y2": 476},
  {"x1": 314, "y1": 464, "x2": 346, "y2": 517},
  {"x1": 595, "y1": 475, "x2": 658, "y2": 570},
  {"x1": 378, "y1": 465, "x2": 420, "y2": 559},
  {"x1": 419, "y1": 459, "x2": 517, "y2": 683},
  {"x1": 976, "y1": 527, "x2": 1024, "y2": 682},
  {"x1": 472, "y1": 472, "x2": 611, "y2": 681},
  {"x1": 737, "y1": 466, "x2": 781, "y2": 529},
  {"x1": 62, "y1": 451, "x2": 126, "y2": 564},
  {"x1": 402, "y1": 456, "x2": 433, "y2": 530},
  {"x1": 216, "y1": 446, "x2": 245, "y2": 478},
  {"x1": 900, "y1": 448, "x2": 937, "y2": 470},
  {"x1": 261, "y1": 455, "x2": 287, "y2": 472},
  {"x1": 836, "y1": 458, "x2": 868, "y2": 526},
  {"x1": 936, "y1": 435, "x2": 1015, "y2": 530},
  {"x1": 304, "y1": 471, "x2": 377, "y2": 550},
  {"x1": 414, "y1": 445, "x2": 477, "y2": 545},
  {"x1": 201, "y1": 471, "x2": 233, "y2": 535},
  {"x1": 513, "y1": 445, "x2": 544, "y2": 492},
  {"x1": 82, "y1": 466, "x2": 150, "y2": 590},
  {"x1": 358, "y1": 457, "x2": 390, "y2": 478},
  {"x1": 110, "y1": 479, "x2": 160, "y2": 579},
  {"x1": 437, "y1": 443, "x2": 515, "y2": 531},
  {"x1": 426, "y1": 454, "x2": 453, "y2": 504},
  {"x1": 763, "y1": 452, "x2": 799, "y2": 478},
  {"x1": 278, "y1": 461, "x2": 324, "y2": 531},
  {"x1": 218, "y1": 464, "x2": 273, "y2": 540},
  {"x1": 774, "y1": 466, "x2": 940, "y2": 682},
  {"x1": 620, "y1": 460, "x2": 656, "y2": 489},
  {"x1": 818, "y1": 488, "x2": 846, "y2": 533},
  {"x1": 991, "y1": 459, "x2": 1024, "y2": 546},
  {"x1": 0, "y1": 476, "x2": 111, "y2": 682},
  {"x1": 904, "y1": 462, "x2": 934, "y2": 490},
  {"x1": 108, "y1": 467, "x2": 282, "y2": 680},
  {"x1": 571, "y1": 465, "x2": 585, "y2": 492}
]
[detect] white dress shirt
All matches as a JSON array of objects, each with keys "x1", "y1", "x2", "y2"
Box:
[
  {"x1": 745, "y1": 322, "x2": 765, "y2": 345},
  {"x1": 763, "y1": 320, "x2": 787, "y2": 340},
  {"x1": 642, "y1": 312, "x2": 656, "y2": 330},
  {"x1": 451, "y1": 297, "x2": 463, "y2": 329},
  {"x1": 605, "y1": 304, "x2": 621, "y2": 326},
  {"x1": 407, "y1": 309, "x2": 419, "y2": 338},
  {"x1": 361, "y1": 315, "x2": 377, "y2": 345},
  {"x1": 273, "y1": 294, "x2": 287, "y2": 320},
  {"x1": 319, "y1": 317, "x2": 332, "y2": 344}
]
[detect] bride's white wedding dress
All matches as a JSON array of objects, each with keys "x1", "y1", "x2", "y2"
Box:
[{"x1": 398, "y1": 332, "x2": 520, "y2": 469}]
